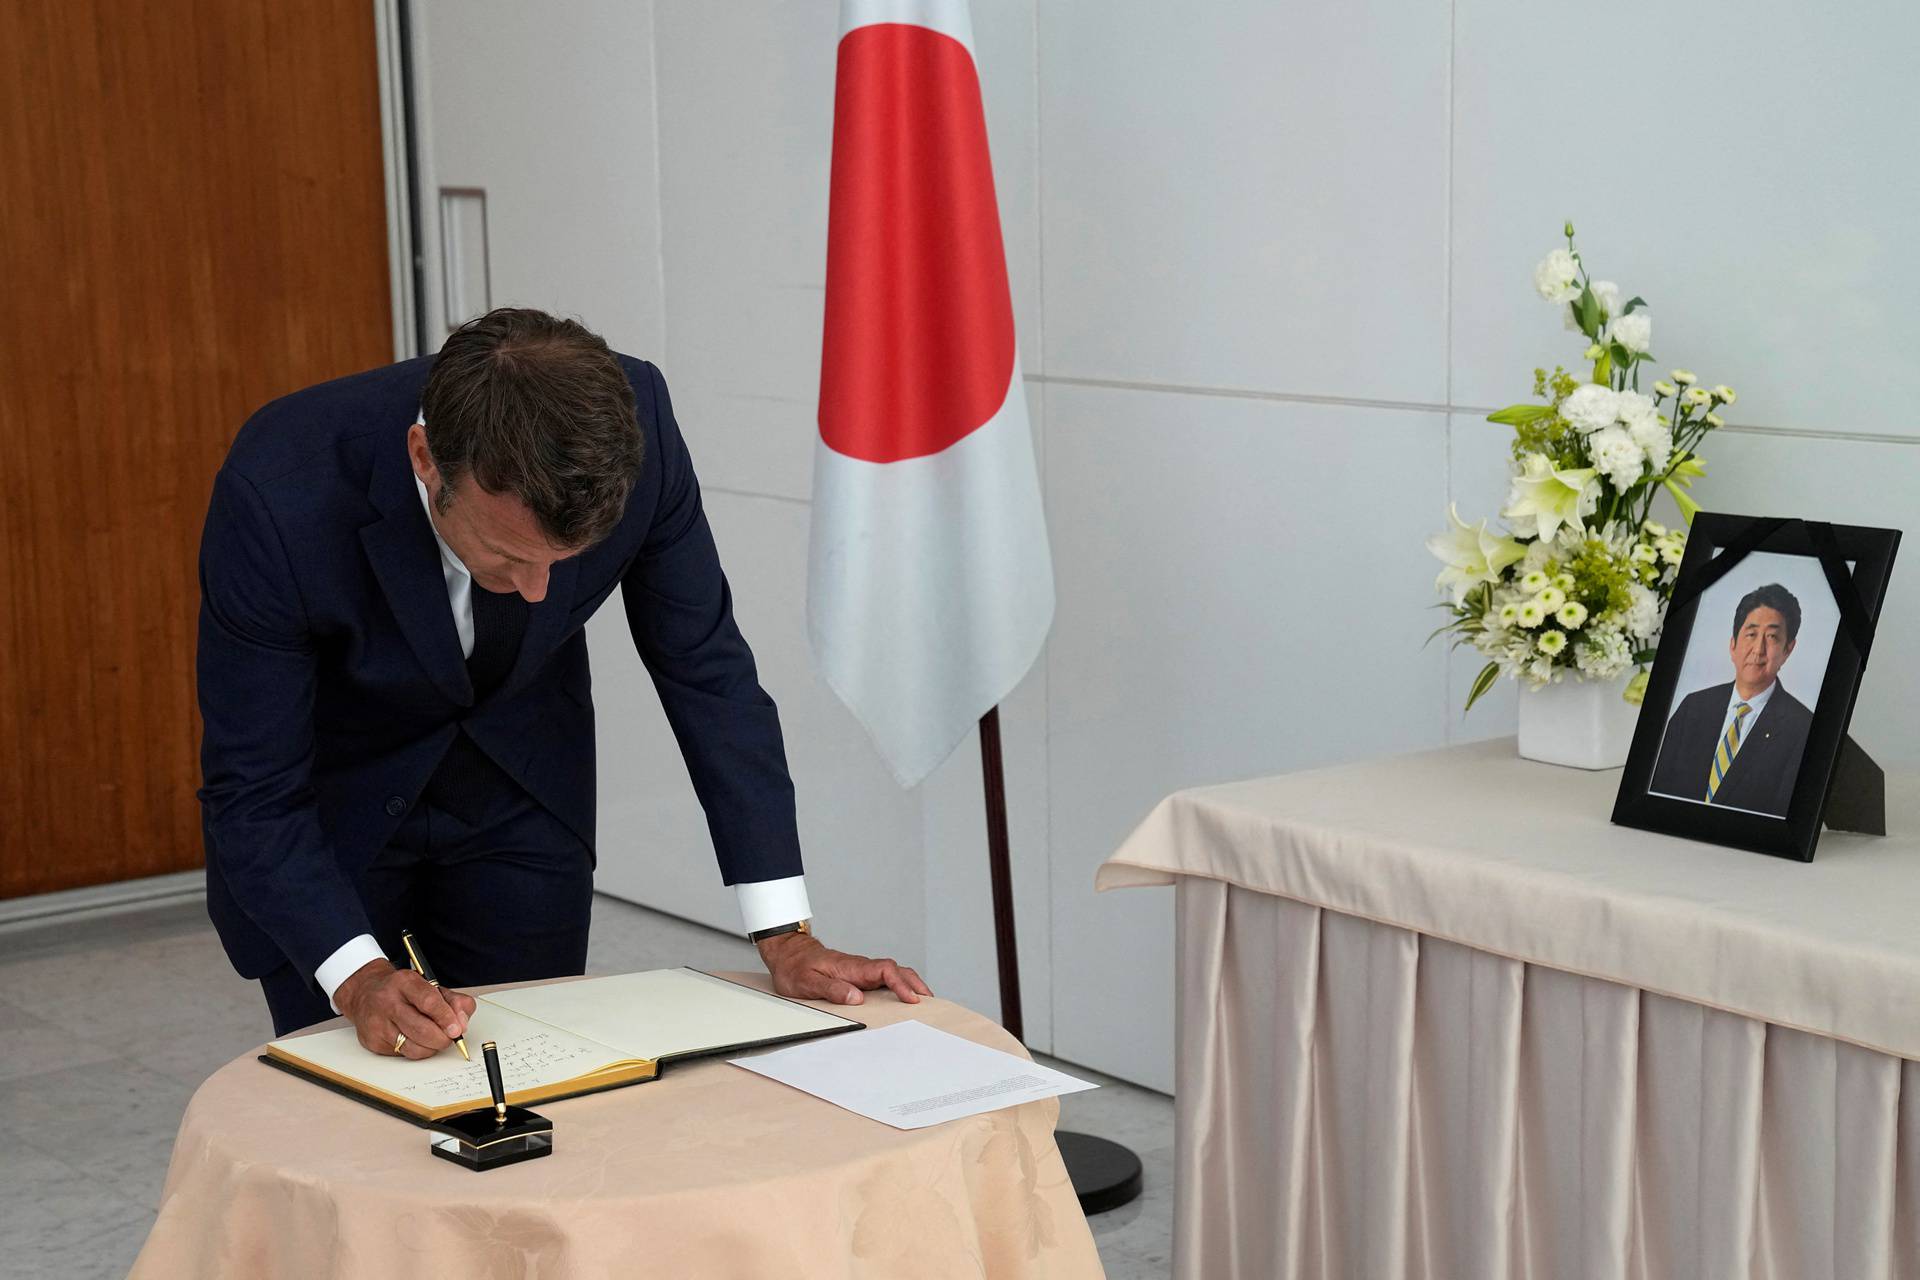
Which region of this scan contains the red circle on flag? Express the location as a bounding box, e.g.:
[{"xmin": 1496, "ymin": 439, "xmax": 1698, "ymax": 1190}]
[{"xmin": 818, "ymin": 23, "xmax": 1017, "ymax": 464}]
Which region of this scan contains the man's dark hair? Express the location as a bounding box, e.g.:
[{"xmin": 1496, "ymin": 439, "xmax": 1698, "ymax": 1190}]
[
  {"xmin": 420, "ymin": 308, "xmax": 642, "ymax": 548},
  {"xmin": 1731, "ymin": 582, "xmax": 1801, "ymax": 643}
]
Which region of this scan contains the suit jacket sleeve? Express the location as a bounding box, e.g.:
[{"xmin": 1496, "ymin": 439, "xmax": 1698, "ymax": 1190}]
[
  {"xmin": 197, "ymin": 466, "xmax": 374, "ymax": 982},
  {"xmin": 620, "ymin": 362, "xmax": 804, "ymax": 885}
]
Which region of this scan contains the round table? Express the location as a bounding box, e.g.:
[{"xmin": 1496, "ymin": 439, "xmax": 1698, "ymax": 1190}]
[{"xmin": 129, "ymin": 972, "xmax": 1103, "ymax": 1278}]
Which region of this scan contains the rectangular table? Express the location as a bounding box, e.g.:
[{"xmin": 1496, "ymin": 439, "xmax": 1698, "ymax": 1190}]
[{"xmin": 1100, "ymin": 737, "xmax": 1920, "ymax": 1279}]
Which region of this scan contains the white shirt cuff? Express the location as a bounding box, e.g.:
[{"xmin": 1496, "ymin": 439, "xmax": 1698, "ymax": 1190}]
[
  {"xmin": 316, "ymin": 934, "xmax": 388, "ymax": 1014},
  {"xmin": 736, "ymin": 876, "xmax": 812, "ymax": 936}
]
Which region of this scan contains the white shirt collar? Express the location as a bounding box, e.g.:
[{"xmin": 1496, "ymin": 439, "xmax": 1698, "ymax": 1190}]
[
  {"xmin": 1728, "ymin": 679, "xmax": 1776, "ymax": 718},
  {"xmin": 411, "ymin": 412, "xmax": 471, "ymax": 582},
  {"xmin": 413, "ymin": 469, "xmax": 473, "ymax": 582}
]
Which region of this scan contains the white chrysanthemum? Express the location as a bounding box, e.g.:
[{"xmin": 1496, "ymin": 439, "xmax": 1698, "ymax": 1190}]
[
  {"xmin": 1644, "ymin": 520, "xmax": 1667, "ymax": 537},
  {"xmin": 1713, "ymin": 385, "xmax": 1737, "ymax": 404},
  {"xmin": 1626, "ymin": 413, "xmax": 1672, "ymax": 473},
  {"xmin": 1561, "ymin": 384, "xmax": 1621, "ymax": 434},
  {"xmin": 1520, "ymin": 570, "xmax": 1550, "ymax": 593},
  {"xmin": 1704, "ymin": 412, "xmax": 1725, "ymax": 428},
  {"xmin": 1556, "ymin": 600, "xmax": 1590, "ymax": 628},
  {"xmin": 1588, "ymin": 426, "xmax": 1646, "ymax": 490},
  {"xmin": 1616, "ymin": 390, "xmax": 1656, "ymax": 424},
  {"xmin": 1553, "ymin": 572, "xmax": 1576, "ymax": 592},
  {"xmin": 1575, "ymin": 625, "xmax": 1631, "ymax": 678},
  {"xmin": 1684, "ymin": 387, "xmax": 1713, "ymax": 407},
  {"xmin": 1659, "ymin": 536, "xmax": 1685, "ymax": 566},
  {"xmin": 1671, "ymin": 369, "xmax": 1698, "ymax": 385},
  {"xmin": 1608, "ymin": 311, "xmax": 1652, "ymax": 354},
  {"xmin": 1652, "ymin": 380, "xmax": 1677, "ymax": 398},
  {"xmin": 1631, "ymin": 542, "xmax": 1659, "ymax": 565},
  {"xmin": 1498, "ymin": 602, "xmax": 1521, "ymax": 626},
  {"xmin": 1624, "ymin": 581, "xmax": 1659, "ymax": 638},
  {"xmin": 1517, "ymin": 599, "xmax": 1546, "ymax": 627},
  {"xmin": 1534, "ymin": 249, "xmax": 1581, "ymax": 303},
  {"xmin": 1536, "ymin": 585, "xmax": 1567, "ymax": 613},
  {"xmin": 1537, "ymin": 629, "xmax": 1568, "ymax": 657}
]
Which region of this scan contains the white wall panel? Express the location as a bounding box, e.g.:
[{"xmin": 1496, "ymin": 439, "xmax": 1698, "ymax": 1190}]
[
  {"xmin": 1451, "ymin": 0, "xmax": 1920, "ymax": 438},
  {"xmin": 1038, "ymin": 0, "xmax": 1450, "ymax": 402},
  {"xmin": 1044, "ymin": 384, "xmax": 1452, "ymax": 1089},
  {"xmin": 412, "ymin": 0, "xmax": 664, "ymax": 356}
]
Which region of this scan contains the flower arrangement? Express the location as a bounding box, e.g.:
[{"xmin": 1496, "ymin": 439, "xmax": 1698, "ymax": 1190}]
[{"xmin": 1428, "ymin": 222, "xmax": 1737, "ymax": 711}]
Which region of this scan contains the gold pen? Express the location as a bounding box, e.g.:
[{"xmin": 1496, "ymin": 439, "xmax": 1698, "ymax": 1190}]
[{"xmin": 400, "ymin": 928, "xmax": 471, "ymax": 1061}]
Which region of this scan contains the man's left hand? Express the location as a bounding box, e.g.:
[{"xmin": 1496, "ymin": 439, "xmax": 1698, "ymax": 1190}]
[{"xmin": 757, "ymin": 932, "xmax": 932, "ymax": 1006}]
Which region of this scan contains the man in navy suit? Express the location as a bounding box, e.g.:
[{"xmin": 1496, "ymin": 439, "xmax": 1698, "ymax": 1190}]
[
  {"xmin": 198, "ymin": 308, "xmax": 928, "ymax": 1053},
  {"xmin": 1648, "ymin": 583, "xmax": 1813, "ymax": 818}
]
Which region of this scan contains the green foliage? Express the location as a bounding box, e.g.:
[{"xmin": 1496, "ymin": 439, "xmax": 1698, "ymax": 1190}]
[
  {"xmin": 1487, "ymin": 403, "xmax": 1555, "ymax": 426},
  {"xmin": 1567, "ymin": 537, "xmax": 1634, "ymax": 618},
  {"xmin": 1464, "ymin": 662, "xmax": 1502, "ymax": 712}
]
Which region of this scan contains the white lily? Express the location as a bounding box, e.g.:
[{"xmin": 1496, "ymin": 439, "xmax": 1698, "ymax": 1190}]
[
  {"xmin": 1427, "ymin": 504, "xmax": 1527, "ymax": 606},
  {"xmin": 1503, "ymin": 453, "xmax": 1600, "ymax": 544}
]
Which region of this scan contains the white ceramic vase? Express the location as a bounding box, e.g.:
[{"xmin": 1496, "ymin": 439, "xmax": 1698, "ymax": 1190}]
[{"xmin": 1516, "ymin": 672, "xmax": 1643, "ymax": 770}]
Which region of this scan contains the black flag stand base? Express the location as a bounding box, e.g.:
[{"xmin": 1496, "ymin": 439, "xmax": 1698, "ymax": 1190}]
[{"xmin": 979, "ymin": 708, "xmax": 1144, "ymax": 1216}]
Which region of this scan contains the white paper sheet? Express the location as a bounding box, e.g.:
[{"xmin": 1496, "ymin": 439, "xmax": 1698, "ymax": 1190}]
[{"xmin": 728, "ymin": 1020, "xmax": 1097, "ymax": 1130}]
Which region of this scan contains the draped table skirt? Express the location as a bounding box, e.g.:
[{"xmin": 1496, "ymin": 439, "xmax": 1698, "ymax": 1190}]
[
  {"xmin": 1175, "ymin": 878, "xmax": 1920, "ymax": 1280},
  {"xmin": 128, "ymin": 973, "xmax": 1103, "ymax": 1279}
]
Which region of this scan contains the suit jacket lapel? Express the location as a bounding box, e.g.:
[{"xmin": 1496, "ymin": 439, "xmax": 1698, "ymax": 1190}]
[{"xmin": 360, "ymin": 429, "xmax": 474, "ymax": 708}]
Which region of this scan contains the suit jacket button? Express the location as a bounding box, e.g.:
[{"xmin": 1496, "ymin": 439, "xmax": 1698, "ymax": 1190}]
[{"xmin": 385, "ymin": 796, "xmax": 407, "ymax": 816}]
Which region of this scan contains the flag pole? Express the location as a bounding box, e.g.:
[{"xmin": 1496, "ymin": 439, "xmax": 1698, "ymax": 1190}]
[
  {"xmin": 978, "ymin": 706, "xmax": 1023, "ymax": 1043},
  {"xmin": 978, "ymin": 706, "xmax": 1141, "ymax": 1214}
]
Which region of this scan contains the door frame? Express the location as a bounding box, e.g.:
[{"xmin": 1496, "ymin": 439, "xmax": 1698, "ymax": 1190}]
[{"xmin": 375, "ymin": 0, "xmax": 427, "ymax": 359}]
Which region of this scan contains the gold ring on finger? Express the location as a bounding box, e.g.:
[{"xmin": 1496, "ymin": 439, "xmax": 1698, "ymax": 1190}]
[{"xmin": 394, "ymin": 1033, "xmax": 408, "ymax": 1053}]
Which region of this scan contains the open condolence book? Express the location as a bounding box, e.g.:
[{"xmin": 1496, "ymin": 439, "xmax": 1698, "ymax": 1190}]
[{"xmin": 261, "ymin": 968, "xmax": 863, "ymax": 1124}]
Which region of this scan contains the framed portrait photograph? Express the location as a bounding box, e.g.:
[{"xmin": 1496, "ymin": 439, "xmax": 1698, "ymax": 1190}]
[{"xmin": 1612, "ymin": 514, "xmax": 1900, "ymax": 861}]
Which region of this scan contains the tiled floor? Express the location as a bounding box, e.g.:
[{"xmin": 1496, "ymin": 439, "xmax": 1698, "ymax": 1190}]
[{"xmin": 0, "ymin": 893, "xmax": 1172, "ymax": 1278}]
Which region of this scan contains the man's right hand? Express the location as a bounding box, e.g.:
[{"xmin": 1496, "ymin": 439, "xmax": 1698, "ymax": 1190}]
[{"xmin": 332, "ymin": 959, "xmax": 474, "ymax": 1059}]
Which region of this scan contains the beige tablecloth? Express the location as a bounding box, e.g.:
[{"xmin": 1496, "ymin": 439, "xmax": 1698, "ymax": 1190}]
[
  {"xmin": 1100, "ymin": 738, "xmax": 1920, "ymax": 1280},
  {"xmin": 130, "ymin": 973, "xmax": 1102, "ymax": 1279}
]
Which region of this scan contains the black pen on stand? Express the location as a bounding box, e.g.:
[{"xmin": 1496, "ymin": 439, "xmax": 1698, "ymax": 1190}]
[
  {"xmin": 483, "ymin": 1041, "xmax": 508, "ymax": 1125},
  {"xmin": 400, "ymin": 928, "xmax": 471, "ymax": 1061}
]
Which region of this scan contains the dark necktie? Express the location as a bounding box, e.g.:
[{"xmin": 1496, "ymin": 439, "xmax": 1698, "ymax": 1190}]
[
  {"xmin": 423, "ymin": 584, "xmax": 529, "ymax": 822},
  {"xmin": 466, "ymin": 584, "xmax": 529, "ymax": 699}
]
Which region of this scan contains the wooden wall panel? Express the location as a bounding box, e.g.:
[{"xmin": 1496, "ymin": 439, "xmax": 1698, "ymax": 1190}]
[{"xmin": 0, "ymin": 0, "xmax": 395, "ymax": 897}]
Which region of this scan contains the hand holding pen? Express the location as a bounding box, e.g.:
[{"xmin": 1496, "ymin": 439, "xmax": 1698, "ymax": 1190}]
[
  {"xmin": 402, "ymin": 929, "xmax": 472, "ymax": 1061},
  {"xmin": 333, "ymin": 945, "xmax": 475, "ymax": 1061}
]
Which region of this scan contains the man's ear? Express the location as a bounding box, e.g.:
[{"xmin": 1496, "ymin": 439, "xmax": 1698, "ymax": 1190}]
[{"xmin": 406, "ymin": 421, "xmax": 438, "ymax": 486}]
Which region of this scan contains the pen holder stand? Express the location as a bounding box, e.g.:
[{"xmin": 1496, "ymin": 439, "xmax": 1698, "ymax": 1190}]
[{"xmin": 428, "ymin": 1105, "xmax": 553, "ymax": 1171}]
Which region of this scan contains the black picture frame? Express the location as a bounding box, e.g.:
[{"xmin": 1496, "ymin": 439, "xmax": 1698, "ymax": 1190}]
[{"xmin": 1611, "ymin": 513, "xmax": 1900, "ymax": 861}]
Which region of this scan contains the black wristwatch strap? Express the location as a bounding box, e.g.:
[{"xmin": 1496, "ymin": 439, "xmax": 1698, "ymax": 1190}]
[{"xmin": 748, "ymin": 919, "xmax": 811, "ymax": 944}]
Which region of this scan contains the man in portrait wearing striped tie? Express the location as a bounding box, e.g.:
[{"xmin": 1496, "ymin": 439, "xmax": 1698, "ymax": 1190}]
[{"xmin": 1649, "ymin": 584, "xmax": 1814, "ymax": 817}]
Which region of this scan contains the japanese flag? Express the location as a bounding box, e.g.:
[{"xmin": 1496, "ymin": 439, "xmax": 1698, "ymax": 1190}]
[{"xmin": 808, "ymin": 0, "xmax": 1054, "ymax": 788}]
